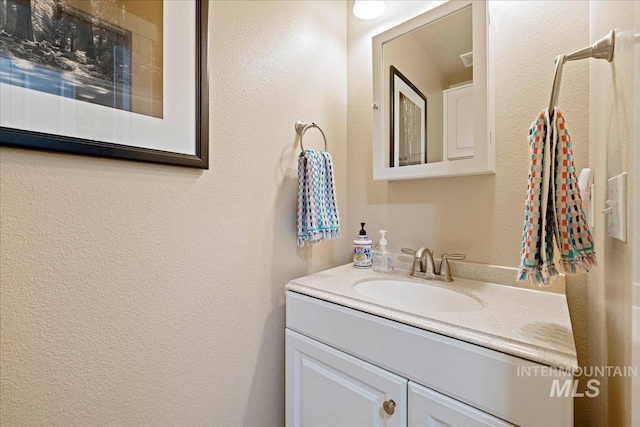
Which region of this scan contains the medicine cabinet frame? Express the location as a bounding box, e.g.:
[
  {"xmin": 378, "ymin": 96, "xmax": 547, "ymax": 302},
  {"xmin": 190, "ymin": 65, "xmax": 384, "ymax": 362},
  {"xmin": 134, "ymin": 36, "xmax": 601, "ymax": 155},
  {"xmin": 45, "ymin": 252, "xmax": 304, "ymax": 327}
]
[{"xmin": 372, "ymin": 0, "xmax": 495, "ymax": 180}]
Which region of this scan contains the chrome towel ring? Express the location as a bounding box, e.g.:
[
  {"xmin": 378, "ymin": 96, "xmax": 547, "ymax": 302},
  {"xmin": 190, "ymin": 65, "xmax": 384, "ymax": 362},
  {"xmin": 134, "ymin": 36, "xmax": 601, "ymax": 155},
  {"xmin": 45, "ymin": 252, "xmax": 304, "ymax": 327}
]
[{"xmin": 295, "ymin": 120, "xmax": 328, "ymax": 152}]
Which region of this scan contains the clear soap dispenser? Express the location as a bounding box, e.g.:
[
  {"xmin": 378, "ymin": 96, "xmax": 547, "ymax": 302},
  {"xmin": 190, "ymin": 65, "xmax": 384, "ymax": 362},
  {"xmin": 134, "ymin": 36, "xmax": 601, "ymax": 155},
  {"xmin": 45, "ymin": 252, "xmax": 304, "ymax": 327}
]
[{"xmin": 372, "ymin": 230, "xmax": 394, "ymax": 272}]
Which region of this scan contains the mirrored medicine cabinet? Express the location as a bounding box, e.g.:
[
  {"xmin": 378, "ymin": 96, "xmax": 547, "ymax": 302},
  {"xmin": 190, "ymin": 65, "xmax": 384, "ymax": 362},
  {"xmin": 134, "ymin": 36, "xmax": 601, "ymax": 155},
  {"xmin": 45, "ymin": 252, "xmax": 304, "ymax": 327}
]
[{"xmin": 372, "ymin": 1, "xmax": 495, "ymax": 180}]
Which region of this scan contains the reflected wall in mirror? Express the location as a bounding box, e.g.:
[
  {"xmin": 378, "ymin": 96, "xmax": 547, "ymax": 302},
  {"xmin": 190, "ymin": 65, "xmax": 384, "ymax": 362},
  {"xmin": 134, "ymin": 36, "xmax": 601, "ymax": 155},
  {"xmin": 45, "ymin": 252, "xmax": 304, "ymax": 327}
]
[
  {"xmin": 386, "ymin": 6, "xmax": 472, "ymax": 166},
  {"xmin": 373, "ymin": 1, "xmax": 495, "ymax": 180}
]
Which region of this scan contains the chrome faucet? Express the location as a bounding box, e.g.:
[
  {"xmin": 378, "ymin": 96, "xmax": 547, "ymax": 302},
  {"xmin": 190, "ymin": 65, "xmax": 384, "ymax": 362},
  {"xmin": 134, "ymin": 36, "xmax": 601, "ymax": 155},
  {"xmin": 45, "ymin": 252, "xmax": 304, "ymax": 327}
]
[{"xmin": 402, "ymin": 247, "xmax": 466, "ymax": 282}]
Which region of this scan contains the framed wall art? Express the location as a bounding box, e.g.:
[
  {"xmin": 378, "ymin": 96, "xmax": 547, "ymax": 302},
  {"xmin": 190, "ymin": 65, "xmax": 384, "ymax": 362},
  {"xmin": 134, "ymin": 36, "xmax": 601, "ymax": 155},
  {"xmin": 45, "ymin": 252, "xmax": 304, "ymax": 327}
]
[{"xmin": 0, "ymin": 0, "xmax": 208, "ymax": 168}]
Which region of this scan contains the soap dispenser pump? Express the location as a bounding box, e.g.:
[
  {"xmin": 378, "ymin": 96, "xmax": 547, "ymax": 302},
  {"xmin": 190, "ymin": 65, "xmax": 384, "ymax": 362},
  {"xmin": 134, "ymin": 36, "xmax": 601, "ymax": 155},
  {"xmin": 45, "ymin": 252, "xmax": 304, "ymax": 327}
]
[
  {"xmin": 353, "ymin": 223, "xmax": 373, "ymax": 269},
  {"xmin": 372, "ymin": 230, "xmax": 394, "ymax": 272}
]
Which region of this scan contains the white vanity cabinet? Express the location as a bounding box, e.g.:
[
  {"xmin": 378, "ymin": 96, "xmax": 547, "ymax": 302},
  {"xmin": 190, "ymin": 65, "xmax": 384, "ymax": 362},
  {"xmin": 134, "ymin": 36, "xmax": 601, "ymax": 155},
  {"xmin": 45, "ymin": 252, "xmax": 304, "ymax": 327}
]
[
  {"xmin": 286, "ymin": 329, "xmax": 510, "ymax": 427},
  {"xmin": 286, "ymin": 330, "xmax": 407, "ymax": 427},
  {"xmin": 285, "ymin": 291, "xmax": 574, "ymax": 427}
]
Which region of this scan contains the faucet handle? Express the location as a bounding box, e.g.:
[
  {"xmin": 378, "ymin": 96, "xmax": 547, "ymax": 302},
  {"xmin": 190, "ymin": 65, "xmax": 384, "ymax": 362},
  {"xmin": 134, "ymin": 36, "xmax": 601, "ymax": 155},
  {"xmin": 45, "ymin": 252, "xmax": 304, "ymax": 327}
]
[
  {"xmin": 439, "ymin": 254, "xmax": 465, "ymax": 282},
  {"xmin": 401, "ymin": 248, "xmax": 416, "ymax": 255},
  {"xmin": 441, "ymin": 253, "xmax": 466, "ymax": 261}
]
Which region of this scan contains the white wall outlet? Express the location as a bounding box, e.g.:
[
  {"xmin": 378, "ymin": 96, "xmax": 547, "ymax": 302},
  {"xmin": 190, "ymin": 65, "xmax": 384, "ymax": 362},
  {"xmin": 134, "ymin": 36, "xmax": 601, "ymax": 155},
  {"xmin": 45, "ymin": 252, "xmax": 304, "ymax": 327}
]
[
  {"xmin": 578, "ymin": 168, "xmax": 592, "ymax": 200},
  {"xmin": 604, "ymin": 172, "xmax": 627, "ymax": 242},
  {"xmin": 578, "ymin": 168, "xmax": 593, "ymax": 226}
]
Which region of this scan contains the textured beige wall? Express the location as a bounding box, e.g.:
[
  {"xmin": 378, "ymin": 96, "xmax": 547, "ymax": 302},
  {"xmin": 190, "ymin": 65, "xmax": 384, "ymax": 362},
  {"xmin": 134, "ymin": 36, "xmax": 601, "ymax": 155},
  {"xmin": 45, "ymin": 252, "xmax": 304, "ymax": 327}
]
[
  {"xmin": 0, "ymin": 1, "xmax": 347, "ymax": 425},
  {"xmin": 634, "ymin": 4, "xmax": 640, "ymax": 425},
  {"xmin": 588, "ymin": 2, "xmax": 638, "ymax": 425}
]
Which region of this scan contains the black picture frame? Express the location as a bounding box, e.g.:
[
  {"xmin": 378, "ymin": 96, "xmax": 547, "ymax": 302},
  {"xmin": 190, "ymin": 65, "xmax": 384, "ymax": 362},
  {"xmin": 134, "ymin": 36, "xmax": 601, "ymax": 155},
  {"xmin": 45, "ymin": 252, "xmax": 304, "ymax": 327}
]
[
  {"xmin": 0, "ymin": 0, "xmax": 209, "ymax": 169},
  {"xmin": 390, "ymin": 65, "xmax": 427, "ymax": 167}
]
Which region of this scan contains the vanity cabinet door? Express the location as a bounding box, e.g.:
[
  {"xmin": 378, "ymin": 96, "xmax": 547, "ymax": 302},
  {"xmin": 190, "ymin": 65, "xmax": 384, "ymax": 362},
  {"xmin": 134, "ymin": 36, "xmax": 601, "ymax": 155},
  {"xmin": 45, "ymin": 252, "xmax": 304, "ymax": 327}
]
[
  {"xmin": 286, "ymin": 329, "xmax": 407, "ymax": 427},
  {"xmin": 408, "ymin": 381, "xmax": 514, "ymax": 427}
]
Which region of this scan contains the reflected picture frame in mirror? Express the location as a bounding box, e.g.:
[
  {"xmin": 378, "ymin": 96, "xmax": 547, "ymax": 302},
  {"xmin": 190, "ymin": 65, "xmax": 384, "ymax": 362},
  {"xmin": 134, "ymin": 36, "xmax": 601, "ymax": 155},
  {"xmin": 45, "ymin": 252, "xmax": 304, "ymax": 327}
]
[
  {"xmin": 391, "ymin": 66, "xmax": 427, "ymax": 167},
  {"xmin": 372, "ymin": 0, "xmax": 495, "ymax": 180}
]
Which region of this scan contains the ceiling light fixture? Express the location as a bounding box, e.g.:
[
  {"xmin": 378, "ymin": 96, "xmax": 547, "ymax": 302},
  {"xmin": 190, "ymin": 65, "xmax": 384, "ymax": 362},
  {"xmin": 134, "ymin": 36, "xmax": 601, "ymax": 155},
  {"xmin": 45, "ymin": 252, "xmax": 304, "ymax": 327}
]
[{"xmin": 353, "ymin": 1, "xmax": 386, "ymax": 20}]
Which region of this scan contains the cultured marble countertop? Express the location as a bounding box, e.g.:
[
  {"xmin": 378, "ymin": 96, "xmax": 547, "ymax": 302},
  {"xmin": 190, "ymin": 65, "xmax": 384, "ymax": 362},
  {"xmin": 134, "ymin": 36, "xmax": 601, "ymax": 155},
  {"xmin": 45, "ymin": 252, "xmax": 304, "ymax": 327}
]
[{"xmin": 285, "ymin": 264, "xmax": 578, "ymax": 372}]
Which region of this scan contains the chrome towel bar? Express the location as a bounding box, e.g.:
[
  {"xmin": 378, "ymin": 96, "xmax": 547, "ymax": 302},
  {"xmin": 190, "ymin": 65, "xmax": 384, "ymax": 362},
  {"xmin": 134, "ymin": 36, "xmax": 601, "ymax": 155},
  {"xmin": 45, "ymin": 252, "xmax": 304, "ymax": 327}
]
[{"xmin": 549, "ymin": 30, "xmax": 615, "ymax": 112}]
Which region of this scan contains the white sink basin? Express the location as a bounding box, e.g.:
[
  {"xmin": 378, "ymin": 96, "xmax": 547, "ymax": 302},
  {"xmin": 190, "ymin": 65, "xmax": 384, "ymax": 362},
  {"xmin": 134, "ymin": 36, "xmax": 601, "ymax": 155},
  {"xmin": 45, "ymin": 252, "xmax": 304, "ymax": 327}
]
[{"xmin": 354, "ymin": 280, "xmax": 483, "ymax": 312}]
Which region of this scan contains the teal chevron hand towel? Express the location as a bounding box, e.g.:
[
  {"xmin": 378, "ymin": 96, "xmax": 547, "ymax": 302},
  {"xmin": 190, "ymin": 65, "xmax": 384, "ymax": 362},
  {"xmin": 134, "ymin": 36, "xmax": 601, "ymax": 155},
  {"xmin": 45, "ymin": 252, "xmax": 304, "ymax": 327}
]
[{"xmin": 296, "ymin": 150, "xmax": 341, "ymax": 247}]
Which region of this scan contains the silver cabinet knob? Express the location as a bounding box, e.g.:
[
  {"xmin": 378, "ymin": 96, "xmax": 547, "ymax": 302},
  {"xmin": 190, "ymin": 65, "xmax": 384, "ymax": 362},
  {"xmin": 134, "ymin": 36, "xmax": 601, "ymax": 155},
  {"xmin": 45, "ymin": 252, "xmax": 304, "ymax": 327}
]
[{"xmin": 383, "ymin": 399, "xmax": 396, "ymax": 416}]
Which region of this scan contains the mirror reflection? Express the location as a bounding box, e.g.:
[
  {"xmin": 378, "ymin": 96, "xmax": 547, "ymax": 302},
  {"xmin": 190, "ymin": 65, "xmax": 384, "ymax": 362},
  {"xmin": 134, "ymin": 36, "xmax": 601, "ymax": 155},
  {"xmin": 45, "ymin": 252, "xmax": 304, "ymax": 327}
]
[{"xmin": 383, "ymin": 5, "xmax": 473, "ymax": 166}]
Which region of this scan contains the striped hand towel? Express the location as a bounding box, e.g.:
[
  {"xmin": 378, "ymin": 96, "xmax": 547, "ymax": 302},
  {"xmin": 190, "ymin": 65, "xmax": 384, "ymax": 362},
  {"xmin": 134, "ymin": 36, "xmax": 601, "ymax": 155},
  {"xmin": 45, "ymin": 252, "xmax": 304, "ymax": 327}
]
[
  {"xmin": 296, "ymin": 150, "xmax": 341, "ymax": 247},
  {"xmin": 518, "ymin": 108, "xmax": 596, "ymax": 285}
]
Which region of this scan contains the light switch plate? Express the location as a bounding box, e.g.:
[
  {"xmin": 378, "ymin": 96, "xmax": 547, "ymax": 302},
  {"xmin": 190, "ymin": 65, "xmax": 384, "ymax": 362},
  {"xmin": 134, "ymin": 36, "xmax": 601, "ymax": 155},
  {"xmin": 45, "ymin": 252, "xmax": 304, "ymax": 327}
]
[{"xmin": 606, "ymin": 172, "xmax": 627, "ymax": 242}]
